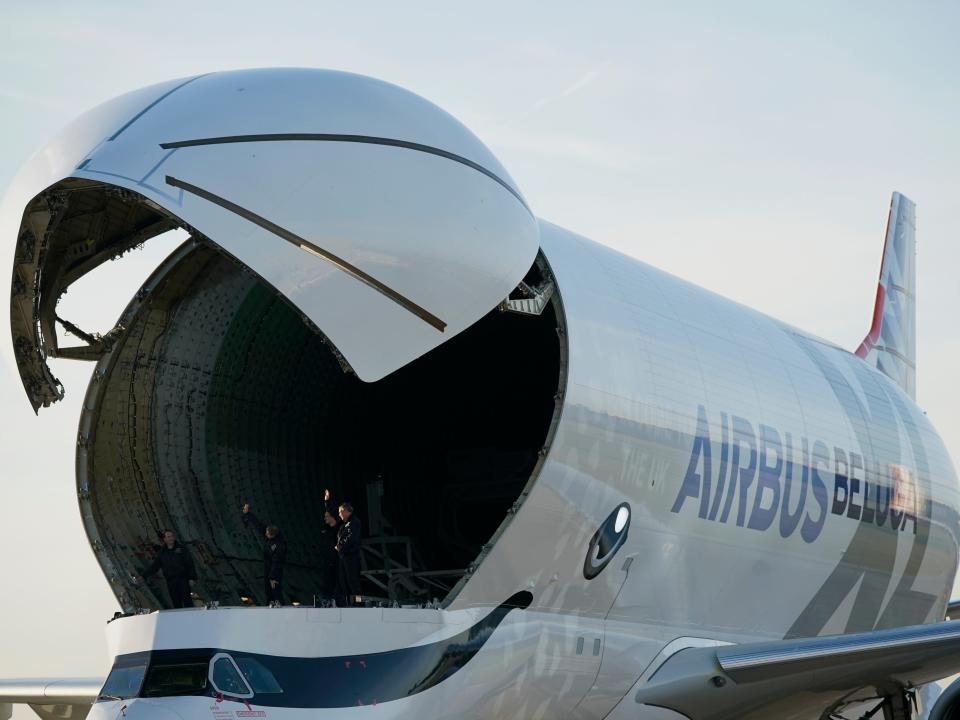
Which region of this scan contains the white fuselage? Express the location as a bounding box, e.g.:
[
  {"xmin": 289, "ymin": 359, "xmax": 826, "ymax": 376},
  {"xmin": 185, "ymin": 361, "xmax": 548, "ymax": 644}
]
[
  {"xmin": 3, "ymin": 68, "xmax": 956, "ymax": 720},
  {"xmin": 87, "ymin": 219, "xmax": 959, "ymax": 720}
]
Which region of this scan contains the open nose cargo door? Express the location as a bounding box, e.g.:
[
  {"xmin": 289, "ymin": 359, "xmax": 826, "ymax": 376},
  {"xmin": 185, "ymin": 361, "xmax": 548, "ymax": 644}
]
[{"xmin": 5, "ymin": 68, "xmax": 539, "ymax": 406}]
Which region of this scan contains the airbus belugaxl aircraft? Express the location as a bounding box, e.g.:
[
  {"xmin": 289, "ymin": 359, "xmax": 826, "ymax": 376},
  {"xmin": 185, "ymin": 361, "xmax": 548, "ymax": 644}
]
[{"xmin": 0, "ymin": 68, "xmax": 958, "ymax": 720}]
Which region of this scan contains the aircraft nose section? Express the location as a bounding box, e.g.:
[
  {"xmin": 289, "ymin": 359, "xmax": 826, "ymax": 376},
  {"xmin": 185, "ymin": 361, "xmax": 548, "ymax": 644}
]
[
  {"xmin": 3, "ymin": 68, "xmax": 540, "ymax": 403},
  {"xmin": 146, "ymin": 127, "xmax": 538, "ymax": 381},
  {"xmin": 87, "ymin": 700, "xmax": 184, "ymax": 720}
]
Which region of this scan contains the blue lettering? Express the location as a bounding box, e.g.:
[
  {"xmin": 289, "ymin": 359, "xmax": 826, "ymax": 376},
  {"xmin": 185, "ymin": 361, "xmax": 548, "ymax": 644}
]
[
  {"xmin": 832, "ymin": 448, "xmax": 849, "ymax": 516},
  {"xmin": 733, "ymin": 416, "xmax": 758, "ymax": 527},
  {"xmin": 671, "ymin": 405, "xmax": 713, "ymax": 518},
  {"xmin": 780, "ymin": 433, "xmax": 807, "ymax": 538},
  {"xmin": 860, "ymin": 458, "xmax": 875, "ymax": 525},
  {"xmin": 889, "ymin": 465, "xmax": 904, "ymax": 531},
  {"xmin": 748, "ymin": 424, "xmax": 782, "ymax": 531},
  {"xmin": 801, "ymin": 440, "xmax": 829, "ymax": 543},
  {"xmin": 707, "ymin": 412, "xmax": 730, "ymax": 521},
  {"xmin": 875, "ymin": 480, "xmax": 890, "ymax": 527},
  {"xmin": 847, "ymin": 452, "xmax": 863, "ymax": 520},
  {"xmin": 903, "ymin": 511, "xmax": 917, "ymax": 534},
  {"xmin": 718, "ymin": 416, "xmax": 756, "ymax": 525},
  {"xmin": 670, "ymin": 407, "xmax": 918, "ymax": 544}
]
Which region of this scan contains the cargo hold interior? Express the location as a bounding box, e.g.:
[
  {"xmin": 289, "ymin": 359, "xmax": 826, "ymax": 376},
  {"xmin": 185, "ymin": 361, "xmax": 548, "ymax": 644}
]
[{"xmin": 12, "ymin": 181, "xmax": 567, "ymax": 610}]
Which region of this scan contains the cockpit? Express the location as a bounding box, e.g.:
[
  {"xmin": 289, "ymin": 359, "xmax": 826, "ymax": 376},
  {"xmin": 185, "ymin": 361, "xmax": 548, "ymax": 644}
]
[{"xmin": 98, "ymin": 650, "xmax": 281, "ymax": 704}]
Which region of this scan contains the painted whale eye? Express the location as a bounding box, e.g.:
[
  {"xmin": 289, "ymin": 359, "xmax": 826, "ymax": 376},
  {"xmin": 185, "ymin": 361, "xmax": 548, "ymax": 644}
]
[
  {"xmin": 583, "ymin": 502, "xmax": 631, "ymax": 580},
  {"xmin": 614, "ymin": 506, "xmax": 630, "ymax": 533}
]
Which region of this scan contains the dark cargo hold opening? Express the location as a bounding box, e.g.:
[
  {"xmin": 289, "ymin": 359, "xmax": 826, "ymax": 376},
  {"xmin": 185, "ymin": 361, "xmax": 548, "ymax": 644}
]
[{"xmin": 75, "ymin": 239, "xmax": 565, "ymax": 610}]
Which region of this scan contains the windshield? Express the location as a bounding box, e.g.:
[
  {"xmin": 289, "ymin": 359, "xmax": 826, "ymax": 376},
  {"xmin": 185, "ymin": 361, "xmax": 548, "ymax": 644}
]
[
  {"xmin": 141, "ymin": 662, "xmax": 209, "ymax": 697},
  {"xmin": 210, "ymin": 656, "xmax": 252, "ymax": 698},
  {"xmin": 99, "ymin": 663, "xmax": 147, "ymax": 701},
  {"xmin": 235, "ymin": 657, "xmax": 283, "ymax": 694}
]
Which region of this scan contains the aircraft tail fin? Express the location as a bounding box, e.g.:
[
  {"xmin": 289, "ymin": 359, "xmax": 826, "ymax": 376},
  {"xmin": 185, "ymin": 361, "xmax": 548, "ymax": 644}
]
[{"xmin": 855, "ymin": 192, "xmax": 917, "ymax": 399}]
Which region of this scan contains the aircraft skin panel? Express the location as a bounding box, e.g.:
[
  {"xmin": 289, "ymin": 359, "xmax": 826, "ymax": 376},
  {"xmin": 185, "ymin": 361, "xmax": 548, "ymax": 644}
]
[
  {"xmin": 448, "ymin": 219, "xmax": 960, "ymax": 713},
  {"xmin": 86, "ymin": 605, "xmax": 610, "ymax": 719},
  {"xmin": 2, "ymin": 68, "xmax": 539, "ymax": 391},
  {"xmin": 4, "ymin": 69, "xmax": 960, "ymax": 719},
  {"xmin": 0, "ymin": 74, "xmax": 194, "ymax": 376}
]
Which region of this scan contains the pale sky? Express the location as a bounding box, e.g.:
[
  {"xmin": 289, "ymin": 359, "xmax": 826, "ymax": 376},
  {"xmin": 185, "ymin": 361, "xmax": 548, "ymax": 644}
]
[{"xmin": 0, "ymin": 2, "xmax": 958, "ymax": 710}]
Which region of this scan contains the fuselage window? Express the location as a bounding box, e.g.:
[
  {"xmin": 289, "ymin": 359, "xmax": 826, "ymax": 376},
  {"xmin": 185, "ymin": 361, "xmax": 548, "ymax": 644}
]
[
  {"xmin": 141, "ymin": 662, "xmax": 209, "ymax": 697},
  {"xmin": 209, "ymin": 654, "xmax": 254, "ymax": 699}
]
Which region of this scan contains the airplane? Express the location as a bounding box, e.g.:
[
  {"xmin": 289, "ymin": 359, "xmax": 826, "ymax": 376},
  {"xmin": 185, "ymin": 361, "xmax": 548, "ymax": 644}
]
[{"xmin": 0, "ymin": 67, "xmax": 958, "ymax": 720}]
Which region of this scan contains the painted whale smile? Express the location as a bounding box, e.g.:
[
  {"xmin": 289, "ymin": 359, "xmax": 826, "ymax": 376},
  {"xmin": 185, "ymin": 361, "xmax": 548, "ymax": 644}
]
[{"xmin": 105, "ymin": 592, "xmax": 533, "ymax": 709}]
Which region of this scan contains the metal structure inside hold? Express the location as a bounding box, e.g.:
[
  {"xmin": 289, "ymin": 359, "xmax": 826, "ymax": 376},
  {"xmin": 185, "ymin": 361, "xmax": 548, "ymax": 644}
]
[
  {"xmin": 10, "ymin": 180, "xmax": 177, "ymax": 411},
  {"xmin": 501, "ymin": 256, "xmax": 555, "ymax": 316}
]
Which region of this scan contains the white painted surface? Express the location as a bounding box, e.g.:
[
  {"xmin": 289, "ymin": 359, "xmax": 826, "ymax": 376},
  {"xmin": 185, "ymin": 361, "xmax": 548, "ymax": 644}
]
[{"xmin": 2, "ymin": 69, "xmax": 540, "ymax": 382}]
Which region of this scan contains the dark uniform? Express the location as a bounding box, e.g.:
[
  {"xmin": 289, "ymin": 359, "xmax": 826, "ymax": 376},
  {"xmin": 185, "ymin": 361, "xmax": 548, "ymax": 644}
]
[
  {"xmin": 243, "ymin": 511, "xmax": 287, "ymax": 605},
  {"xmin": 142, "ymin": 542, "xmax": 197, "ymax": 609},
  {"xmin": 336, "ymin": 515, "xmax": 363, "ymax": 605},
  {"xmin": 318, "ymin": 519, "xmax": 340, "ymax": 601}
]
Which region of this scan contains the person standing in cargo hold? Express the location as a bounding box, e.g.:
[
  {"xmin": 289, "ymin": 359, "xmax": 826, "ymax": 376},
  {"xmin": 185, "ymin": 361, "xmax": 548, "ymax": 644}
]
[
  {"xmin": 319, "ymin": 511, "xmax": 340, "ymax": 602},
  {"xmin": 322, "ymin": 488, "xmax": 338, "ymax": 518},
  {"xmin": 242, "ymin": 503, "xmax": 287, "ymax": 606},
  {"xmin": 137, "ymin": 530, "xmax": 197, "ymax": 609},
  {"xmin": 336, "ymin": 502, "xmax": 363, "ymax": 606}
]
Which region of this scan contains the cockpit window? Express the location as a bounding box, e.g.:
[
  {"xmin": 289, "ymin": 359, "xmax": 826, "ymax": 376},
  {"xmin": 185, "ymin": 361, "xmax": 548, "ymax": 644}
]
[
  {"xmin": 99, "ymin": 663, "xmax": 146, "ymax": 701},
  {"xmin": 235, "ymin": 657, "xmax": 283, "ymax": 694},
  {"xmin": 141, "ymin": 662, "xmax": 209, "ymax": 697},
  {"xmin": 209, "ymin": 654, "xmax": 254, "ymax": 698}
]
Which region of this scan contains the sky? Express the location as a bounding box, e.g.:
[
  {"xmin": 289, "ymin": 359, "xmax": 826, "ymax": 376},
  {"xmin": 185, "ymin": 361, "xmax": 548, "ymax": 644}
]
[{"xmin": 0, "ymin": 1, "xmax": 958, "ymax": 712}]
